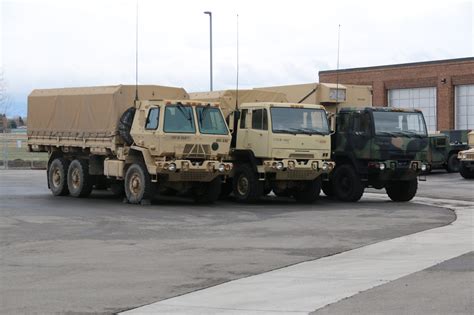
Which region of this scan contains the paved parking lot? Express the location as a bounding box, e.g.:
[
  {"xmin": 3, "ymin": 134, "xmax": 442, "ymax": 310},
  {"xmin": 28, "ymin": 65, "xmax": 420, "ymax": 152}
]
[{"xmin": 0, "ymin": 170, "xmax": 471, "ymax": 314}]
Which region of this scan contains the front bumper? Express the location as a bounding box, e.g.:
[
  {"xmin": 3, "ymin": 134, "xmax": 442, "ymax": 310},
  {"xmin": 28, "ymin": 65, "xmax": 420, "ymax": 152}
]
[
  {"xmin": 155, "ymin": 160, "xmax": 233, "ymax": 182},
  {"xmin": 367, "ymin": 160, "xmax": 428, "ymax": 181},
  {"xmin": 259, "ymin": 159, "xmax": 335, "ymax": 180}
]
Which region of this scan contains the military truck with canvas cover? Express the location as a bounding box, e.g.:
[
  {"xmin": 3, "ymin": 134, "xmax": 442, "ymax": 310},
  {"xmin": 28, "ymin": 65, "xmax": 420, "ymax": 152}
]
[
  {"xmin": 426, "ymin": 130, "xmax": 470, "ymax": 173},
  {"xmin": 27, "ymin": 85, "xmax": 232, "ymax": 204},
  {"xmin": 258, "ymin": 83, "xmax": 428, "ymax": 202},
  {"xmin": 190, "ymin": 90, "xmax": 335, "ymax": 203},
  {"xmin": 458, "ymin": 131, "xmax": 474, "ymax": 179}
]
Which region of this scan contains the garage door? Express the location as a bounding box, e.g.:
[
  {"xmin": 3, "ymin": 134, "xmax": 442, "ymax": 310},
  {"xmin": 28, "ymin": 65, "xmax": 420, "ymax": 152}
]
[
  {"xmin": 388, "ymin": 87, "xmax": 437, "ymax": 131},
  {"xmin": 455, "ymin": 85, "xmax": 474, "ymax": 129}
]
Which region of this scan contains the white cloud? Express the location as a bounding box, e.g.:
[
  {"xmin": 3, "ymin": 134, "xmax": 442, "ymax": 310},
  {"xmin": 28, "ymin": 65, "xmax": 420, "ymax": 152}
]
[{"xmin": 1, "ymin": 0, "xmax": 473, "ymax": 116}]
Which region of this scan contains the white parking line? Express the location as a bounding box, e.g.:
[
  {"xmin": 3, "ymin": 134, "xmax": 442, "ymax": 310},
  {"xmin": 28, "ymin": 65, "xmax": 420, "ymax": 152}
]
[{"xmin": 121, "ymin": 196, "xmax": 473, "ymax": 315}]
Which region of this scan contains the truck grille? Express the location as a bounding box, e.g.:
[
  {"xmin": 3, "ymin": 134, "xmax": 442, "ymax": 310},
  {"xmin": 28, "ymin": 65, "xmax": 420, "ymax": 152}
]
[
  {"xmin": 289, "ymin": 153, "xmax": 314, "ymax": 159},
  {"xmin": 183, "ymin": 144, "xmax": 211, "ymax": 159}
]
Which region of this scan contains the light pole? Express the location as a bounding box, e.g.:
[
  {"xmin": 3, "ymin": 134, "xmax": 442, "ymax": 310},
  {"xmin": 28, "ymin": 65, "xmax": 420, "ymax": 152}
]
[{"xmin": 204, "ymin": 11, "xmax": 213, "ymax": 91}]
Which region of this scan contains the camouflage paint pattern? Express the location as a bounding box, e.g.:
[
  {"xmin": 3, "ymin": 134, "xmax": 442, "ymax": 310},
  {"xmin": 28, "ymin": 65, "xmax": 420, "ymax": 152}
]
[{"xmin": 332, "ymin": 107, "xmax": 429, "ymax": 184}]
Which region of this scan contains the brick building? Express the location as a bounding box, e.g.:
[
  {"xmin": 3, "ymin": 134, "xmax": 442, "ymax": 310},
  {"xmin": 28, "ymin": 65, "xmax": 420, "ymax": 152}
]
[{"xmin": 319, "ymin": 57, "xmax": 474, "ymax": 131}]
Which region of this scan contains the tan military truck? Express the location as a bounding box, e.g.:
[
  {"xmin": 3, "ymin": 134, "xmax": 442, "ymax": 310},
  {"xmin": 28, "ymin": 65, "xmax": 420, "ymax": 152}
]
[
  {"xmin": 190, "ymin": 90, "xmax": 335, "ymax": 203},
  {"xmin": 27, "ymin": 85, "xmax": 232, "ymax": 204},
  {"xmin": 458, "ymin": 131, "xmax": 474, "ymax": 179}
]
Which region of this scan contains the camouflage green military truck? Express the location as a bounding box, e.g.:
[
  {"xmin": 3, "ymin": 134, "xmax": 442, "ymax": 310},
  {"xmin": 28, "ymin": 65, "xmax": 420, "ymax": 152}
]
[
  {"xmin": 27, "ymin": 85, "xmax": 232, "ymax": 204},
  {"xmin": 426, "ymin": 130, "xmax": 470, "ymax": 173},
  {"xmin": 458, "ymin": 131, "xmax": 474, "ymax": 179},
  {"xmin": 322, "ymin": 107, "xmax": 429, "ymax": 202},
  {"xmin": 190, "ymin": 90, "xmax": 335, "ymax": 203}
]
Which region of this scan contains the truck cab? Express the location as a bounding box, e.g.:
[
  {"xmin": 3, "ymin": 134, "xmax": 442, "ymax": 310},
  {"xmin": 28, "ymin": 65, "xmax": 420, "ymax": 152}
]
[
  {"xmin": 228, "ymin": 102, "xmax": 335, "ymax": 202},
  {"xmin": 326, "ymin": 107, "xmax": 429, "ymax": 202}
]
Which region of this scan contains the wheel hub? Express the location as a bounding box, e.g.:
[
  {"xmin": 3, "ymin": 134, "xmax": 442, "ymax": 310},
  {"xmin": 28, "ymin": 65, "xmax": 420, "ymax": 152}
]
[
  {"xmin": 237, "ymin": 175, "xmax": 249, "ymax": 196},
  {"xmin": 130, "ymin": 174, "xmax": 141, "ymax": 196},
  {"xmin": 71, "ymin": 168, "xmax": 81, "ymax": 189},
  {"xmin": 52, "ymin": 168, "xmax": 61, "ymax": 187}
]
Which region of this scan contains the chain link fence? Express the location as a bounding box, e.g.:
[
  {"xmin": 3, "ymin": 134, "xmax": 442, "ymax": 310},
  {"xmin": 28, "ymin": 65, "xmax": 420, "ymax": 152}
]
[{"xmin": 1, "ymin": 131, "xmax": 47, "ymax": 169}]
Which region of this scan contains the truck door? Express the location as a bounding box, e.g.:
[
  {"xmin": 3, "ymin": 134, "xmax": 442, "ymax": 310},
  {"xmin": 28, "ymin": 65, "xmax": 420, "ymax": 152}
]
[
  {"xmin": 247, "ymin": 108, "xmax": 269, "ymax": 158},
  {"xmin": 142, "ymin": 106, "xmax": 160, "ymax": 152}
]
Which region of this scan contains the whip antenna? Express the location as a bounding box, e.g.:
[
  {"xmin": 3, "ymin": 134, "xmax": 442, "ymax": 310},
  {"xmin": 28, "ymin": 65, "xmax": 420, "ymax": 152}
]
[
  {"xmin": 335, "ymin": 24, "xmax": 341, "ymax": 104},
  {"xmin": 135, "ymin": 0, "xmax": 139, "ymax": 102},
  {"xmin": 235, "ymin": 14, "xmax": 239, "ymax": 111}
]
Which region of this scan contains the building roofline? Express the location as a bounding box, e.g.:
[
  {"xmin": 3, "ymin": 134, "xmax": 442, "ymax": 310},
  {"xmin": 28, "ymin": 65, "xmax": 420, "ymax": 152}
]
[{"xmin": 319, "ymin": 57, "xmax": 474, "ymax": 74}]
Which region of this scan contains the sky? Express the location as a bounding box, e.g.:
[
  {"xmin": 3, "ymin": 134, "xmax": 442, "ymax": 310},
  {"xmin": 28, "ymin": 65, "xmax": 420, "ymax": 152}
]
[{"xmin": 1, "ymin": 0, "xmax": 473, "ymax": 117}]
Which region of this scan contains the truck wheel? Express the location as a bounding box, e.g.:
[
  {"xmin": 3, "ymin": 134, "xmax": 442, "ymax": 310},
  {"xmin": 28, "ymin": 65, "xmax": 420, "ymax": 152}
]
[
  {"xmin": 67, "ymin": 159, "xmax": 93, "ymax": 198},
  {"xmin": 321, "ymin": 180, "xmax": 334, "ymax": 197},
  {"xmin": 125, "ymin": 163, "xmax": 152, "ymax": 204},
  {"xmin": 459, "ymin": 163, "xmax": 474, "ymax": 179},
  {"xmin": 446, "ymin": 153, "xmax": 460, "ymax": 173},
  {"xmin": 48, "ymin": 158, "xmax": 70, "ymax": 196},
  {"xmin": 233, "ymin": 164, "xmax": 263, "ymax": 202},
  {"xmin": 385, "ymin": 179, "xmax": 418, "ymax": 202},
  {"xmin": 333, "ymin": 165, "xmax": 364, "ymax": 202},
  {"xmin": 193, "ymin": 177, "xmax": 221, "ymax": 203},
  {"xmin": 293, "ymin": 178, "xmax": 322, "ymax": 203}
]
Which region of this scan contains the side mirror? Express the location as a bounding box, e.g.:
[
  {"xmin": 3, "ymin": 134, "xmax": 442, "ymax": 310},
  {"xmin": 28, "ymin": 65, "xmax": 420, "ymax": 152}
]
[{"xmin": 328, "ymin": 112, "xmax": 336, "ymax": 133}]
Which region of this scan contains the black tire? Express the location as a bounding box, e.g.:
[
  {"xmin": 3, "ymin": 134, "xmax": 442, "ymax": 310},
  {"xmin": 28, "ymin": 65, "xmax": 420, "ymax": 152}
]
[
  {"xmin": 333, "ymin": 164, "xmax": 364, "ymax": 202},
  {"xmin": 446, "ymin": 153, "xmax": 460, "ymax": 173},
  {"xmin": 219, "ymin": 180, "xmax": 233, "ymax": 199},
  {"xmin": 293, "ymin": 178, "xmax": 322, "ymax": 203},
  {"xmin": 67, "ymin": 159, "xmax": 93, "ymax": 198},
  {"xmin": 321, "ymin": 180, "xmax": 334, "ymax": 197},
  {"xmin": 118, "ymin": 107, "xmax": 136, "ymax": 146},
  {"xmin": 459, "ymin": 163, "xmax": 474, "ymax": 179},
  {"xmin": 125, "ymin": 163, "xmax": 152, "ymax": 204},
  {"xmin": 110, "ymin": 180, "xmax": 125, "ymax": 197},
  {"xmin": 193, "ymin": 177, "xmax": 221, "ymax": 203},
  {"xmin": 48, "ymin": 158, "xmax": 70, "ymax": 196},
  {"xmin": 232, "ymin": 164, "xmax": 263, "ymax": 202},
  {"xmin": 385, "ymin": 179, "xmax": 418, "ymax": 202}
]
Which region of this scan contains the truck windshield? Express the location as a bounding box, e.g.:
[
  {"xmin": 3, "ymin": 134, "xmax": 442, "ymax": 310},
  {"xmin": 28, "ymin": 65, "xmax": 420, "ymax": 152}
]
[
  {"xmin": 163, "ymin": 105, "xmax": 196, "ymax": 133},
  {"xmin": 196, "ymin": 106, "xmax": 228, "ymax": 135},
  {"xmin": 373, "ymin": 111, "xmax": 427, "ymax": 137},
  {"xmin": 271, "ymin": 107, "xmax": 330, "ymax": 135}
]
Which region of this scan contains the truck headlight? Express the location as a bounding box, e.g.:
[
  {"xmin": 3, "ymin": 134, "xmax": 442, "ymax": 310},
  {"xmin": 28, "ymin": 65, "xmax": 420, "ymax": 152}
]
[
  {"xmin": 288, "ymin": 161, "xmax": 295, "ymax": 169},
  {"xmin": 275, "ymin": 162, "xmax": 284, "ymax": 170},
  {"xmin": 421, "ymin": 164, "xmax": 427, "ymax": 172},
  {"xmin": 322, "ymin": 162, "xmax": 329, "ymax": 171},
  {"xmin": 379, "ymin": 163, "xmax": 386, "ymax": 170},
  {"xmin": 217, "ymin": 163, "xmax": 225, "ymax": 172},
  {"xmin": 167, "ymin": 163, "xmax": 177, "ymax": 172}
]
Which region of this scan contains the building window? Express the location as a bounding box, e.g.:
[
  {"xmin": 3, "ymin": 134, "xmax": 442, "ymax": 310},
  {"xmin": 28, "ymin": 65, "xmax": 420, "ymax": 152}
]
[
  {"xmin": 388, "ymin": 87, "xmax": 437, "ymax": 131},
  {"xmin": 455, "ymin": 85, "xmax": 474, "ymax": 130}
]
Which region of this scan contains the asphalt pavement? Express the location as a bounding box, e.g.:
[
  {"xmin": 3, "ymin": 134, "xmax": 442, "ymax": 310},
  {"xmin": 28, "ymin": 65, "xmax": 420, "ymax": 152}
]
[{"xmin": 0, "ymin": 170, "xmax": 471, "ymax": 314}]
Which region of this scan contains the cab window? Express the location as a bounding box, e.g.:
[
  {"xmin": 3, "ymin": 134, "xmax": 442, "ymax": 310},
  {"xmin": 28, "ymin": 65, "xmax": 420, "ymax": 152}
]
[
  {"xmin": 240, "ymin": 109, "xmax": 248, "ymax": 129},
  {"xmin": 145, "ymin": 108, "xmax": 160, "ymax": 130},
  {"xmin": 251, "ymin": 109, "xmax": 268, "ymax": 130}
]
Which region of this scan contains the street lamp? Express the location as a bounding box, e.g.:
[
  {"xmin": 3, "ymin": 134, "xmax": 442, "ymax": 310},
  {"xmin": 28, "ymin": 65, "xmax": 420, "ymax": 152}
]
[{"xmin": 204, "ymin": 11, "xmax": 213, "ymax": 91}]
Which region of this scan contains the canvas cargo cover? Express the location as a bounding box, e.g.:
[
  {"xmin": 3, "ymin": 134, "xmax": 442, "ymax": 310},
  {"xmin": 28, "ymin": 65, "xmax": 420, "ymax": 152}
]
[
  {"xmin": 28, "ymin": 85, "xmax": 189, "ymax": 138},
  {"xmin": 256, "ymin": 82, "xmax": 372, "ymax": 113},
  {"xmin": 189, "ymin": 89, "xmax": 287, "ymax": 118}
]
